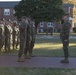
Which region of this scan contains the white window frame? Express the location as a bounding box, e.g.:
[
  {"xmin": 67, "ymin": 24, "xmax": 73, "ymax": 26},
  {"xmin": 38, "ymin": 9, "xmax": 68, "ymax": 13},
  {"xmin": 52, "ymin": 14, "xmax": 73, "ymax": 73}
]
[
  {"xmin": 47, "ymin": 22, "xmax": 54, "ymax": 27},
  {"xmin": 47, "ymin": 22, "xmax": 52, "ymax": 27},
  {"xmin": 4, "ymin": 9, "xmax": 10, "ymax": 16},
  {"xmin": 40, "ymin": 22, "xmax": 44, "ymax": 27}
]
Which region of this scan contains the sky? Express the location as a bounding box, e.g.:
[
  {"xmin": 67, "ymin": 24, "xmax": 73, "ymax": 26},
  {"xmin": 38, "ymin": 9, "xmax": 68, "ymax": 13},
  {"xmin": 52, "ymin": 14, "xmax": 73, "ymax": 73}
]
[{"xmin": 0, "ymin": 0, "xmax": 21, "ymax": 1}]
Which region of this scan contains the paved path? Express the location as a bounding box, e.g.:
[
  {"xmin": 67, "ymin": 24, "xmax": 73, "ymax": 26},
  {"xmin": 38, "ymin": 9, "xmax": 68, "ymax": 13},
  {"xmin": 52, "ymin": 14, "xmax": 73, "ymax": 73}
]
[
  {"xmin": 36, "ymin": 35, "xmax": 76, "ymax": 39},
  {"xmin": 0, "ymin": 55, "xmax": 76, "ymax": 69}
]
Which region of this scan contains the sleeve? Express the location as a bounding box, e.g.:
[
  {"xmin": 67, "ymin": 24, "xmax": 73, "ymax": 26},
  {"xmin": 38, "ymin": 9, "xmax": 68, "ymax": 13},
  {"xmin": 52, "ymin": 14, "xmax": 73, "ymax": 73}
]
[{"xmin": 62, "ymin": 22, "xmax": 70, "ymax": 35}]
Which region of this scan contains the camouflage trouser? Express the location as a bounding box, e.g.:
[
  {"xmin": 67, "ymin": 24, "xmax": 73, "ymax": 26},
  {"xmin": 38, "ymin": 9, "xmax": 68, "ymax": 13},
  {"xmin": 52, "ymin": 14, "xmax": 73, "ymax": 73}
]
[
  {"xmin": 24, "ymin": 34, "xmax": 31, "ymax": 56},
  {"xmin": 30, "ymin": 40, "xmax": 35, "ymax": 54},
  {"xmin": 62, "ymin": 39, "xmax": 69, "ymax": 58},
  {"xmin": 5, "ymin": 37, "xmax": 10, "ymax": 52},
  {"xmin": 12, "ymin": 36, "xmax": 15, "ymax": 50},
  {"xmin": 24, "ymin": 39, "xmax": 30, "ymax": 56},
  {"xmin": 0, "ymin": 37, "xmax": 4, "ymax": 52},
  {"xmin": 0, "ymin": 29, "xmax": 4, "ymax": 52},
  {"xmin": 18, "ymin": 38, "xmax": 26, "ymax": 58},
  {"xmin": 15, "ymin": 35, "xmax": 20, "ymax": 49},
  {"xmin": 18, "ymin": 38, "xmax": 31, "ymax": 58}
]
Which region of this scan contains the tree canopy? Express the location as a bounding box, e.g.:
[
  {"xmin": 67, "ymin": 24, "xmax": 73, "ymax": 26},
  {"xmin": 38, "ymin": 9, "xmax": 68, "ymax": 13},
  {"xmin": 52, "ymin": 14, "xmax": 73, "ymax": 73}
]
[{"xmin": 14, "ymin": 0, "xmax": 65, "ymax": 26}]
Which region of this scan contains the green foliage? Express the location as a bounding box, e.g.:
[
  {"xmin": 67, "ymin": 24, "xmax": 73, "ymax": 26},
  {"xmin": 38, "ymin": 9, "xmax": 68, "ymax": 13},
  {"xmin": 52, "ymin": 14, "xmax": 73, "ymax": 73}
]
[{"xmin": 14, "ymin": 0, "xmax": 65, "ymax": 26}]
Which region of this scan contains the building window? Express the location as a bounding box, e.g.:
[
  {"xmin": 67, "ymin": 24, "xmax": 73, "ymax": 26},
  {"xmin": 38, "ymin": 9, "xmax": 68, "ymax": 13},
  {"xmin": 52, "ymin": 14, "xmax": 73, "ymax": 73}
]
[
  {"xmin": 40, "ymin": 22, "xmax": 44, "ymax": 27},
  {"xmin": 47, "ymin": 22, "xmax": 52, "ymax": 27},
  {"xmin": 47, "ymin": 22, "xmax": 54, "ymax": 27},
  {"xmin": 4, "ymin": 9, "xmax": 10, "ymax": 15}
]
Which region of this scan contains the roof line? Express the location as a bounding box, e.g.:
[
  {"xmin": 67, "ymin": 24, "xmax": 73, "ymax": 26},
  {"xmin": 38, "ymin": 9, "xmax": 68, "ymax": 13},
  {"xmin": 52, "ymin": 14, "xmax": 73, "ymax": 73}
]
[{"xmin": 0, "ymin": 1, "xmax": 20, "ymax": 2}]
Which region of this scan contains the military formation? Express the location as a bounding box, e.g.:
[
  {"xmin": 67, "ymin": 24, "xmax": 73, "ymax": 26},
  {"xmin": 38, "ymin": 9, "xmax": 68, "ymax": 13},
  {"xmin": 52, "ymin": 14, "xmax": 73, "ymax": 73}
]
[
  {"xmin": 18, "ymin": 16, "xmax": 36, "ymax": 62},
  {"xmin": 0, "ymin": 14, "xmax": 71, "ymax": 63},
  {"xmin": 0, "ymin": 19, "xmax": 20, "ymax": 53},
  {"xmin": 0, "ymin": 16, "xmax": 36, "ymax": 62}
]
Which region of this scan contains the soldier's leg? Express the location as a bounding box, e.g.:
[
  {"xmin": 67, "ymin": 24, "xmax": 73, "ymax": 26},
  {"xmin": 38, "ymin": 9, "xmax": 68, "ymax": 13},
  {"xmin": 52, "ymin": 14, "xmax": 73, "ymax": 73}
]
[
  {"xmin": 18, "ymin": 38, "xmax": 25, "ymax": 62},
  {"xmin": 0, "ymin": 39, "xmax": 3, "ymax": 52},
  {"xmin": 18, "ymin": 38, "xmax": 24, "ymax": 58},
  {"xmin": 29, "ymin": 41, "xmax": 34, "ymax": 57},
  {"xmin": 16, "ymin": 36, "xmax": 19, "ymax": 49},
  {"xmin": 24, "ymin": 40, "xmax": 29, "ymax": 58},
  {"xmin": 24, "ymin": 33, "xmax": 31, "ymax": 59},
  {"xmin": 5, "ymin": 38, "xmax": 8, "ymax": 52},
  {"xmin": 12, "ymin": 36, "xmax": 15, "ymax": 50},
  {"xmin": 27, "ymin": 39, "xmax": 32, "ymax": 58},
  {"xmin": 61, "ymin": 40, "xmax": 69, "ymax": 63},
  {"xmin": 0, "ymin": 45, "xmax": 2, "ymax": 53},
  {"xmin": 18, "ymin": 48, "xmax": 23, "ymax": 58},
  {"xmin": 63, "ymin": 40, "xmax": 69, "ymax": 58},
  {"xmin": 24, "ymin": 47, "xmax": 28, "ymax": 58},
  {"xmin": 7, "ymin": 37, "xmax": 10, "ymax": 52},
  {"xmin": 0, "ymin": 41, "xmax": 4, "ymax": 53}
]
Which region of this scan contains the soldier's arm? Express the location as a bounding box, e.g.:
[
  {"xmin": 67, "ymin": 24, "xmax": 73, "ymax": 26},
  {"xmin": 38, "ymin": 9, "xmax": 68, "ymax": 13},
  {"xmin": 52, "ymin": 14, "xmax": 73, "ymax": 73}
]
[{"xmin": 63, "ymin": 22, "xmax": 70, "ymax": 34}]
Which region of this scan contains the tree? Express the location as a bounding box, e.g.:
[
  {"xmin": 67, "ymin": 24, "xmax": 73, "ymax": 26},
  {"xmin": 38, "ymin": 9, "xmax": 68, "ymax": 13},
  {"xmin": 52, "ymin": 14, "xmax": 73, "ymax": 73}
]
[{"xmin": 14, "ymin": 0, "xmax": 65, "ymax": 27}]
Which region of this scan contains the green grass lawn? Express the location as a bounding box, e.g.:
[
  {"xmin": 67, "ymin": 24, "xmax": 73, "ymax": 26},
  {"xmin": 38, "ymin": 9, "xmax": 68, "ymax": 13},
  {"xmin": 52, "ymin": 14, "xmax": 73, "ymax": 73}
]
[
  {"xmin": 33, "ymin": 38, "xmax": 76, "ymax": 57},
  {"xmin": 0, "ymin": 67, "xmax": 76, "ymax": 75},
  {"xmin": 1, "ymin": 35, "xmax": 76, "ymax": 57},
  {"xmin": 0, "ymin": 35, "xmax": 76, "ymax": 75}
]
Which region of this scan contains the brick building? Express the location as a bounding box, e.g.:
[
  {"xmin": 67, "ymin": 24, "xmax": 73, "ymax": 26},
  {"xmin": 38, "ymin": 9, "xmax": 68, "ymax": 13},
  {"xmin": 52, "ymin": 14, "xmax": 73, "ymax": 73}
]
[
  {"xmin": 0, "ymin": 1, "xmax": 19, "ymax": 20},
  {"xmin": 0, "ymin": 2, "xmax": 75, "ymax": 32}
]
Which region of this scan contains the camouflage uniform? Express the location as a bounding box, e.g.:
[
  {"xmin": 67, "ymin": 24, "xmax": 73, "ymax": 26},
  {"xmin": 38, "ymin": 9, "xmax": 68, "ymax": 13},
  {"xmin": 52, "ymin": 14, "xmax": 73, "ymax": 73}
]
[
  {"xmin": 0, "ymin": 23, "xmax": 4, "ymax": 52},
  {"xmin": 29, "ymin": 23, "xmax": 36, "ymax": 57},
  {"xmin": 12, "ymin": 23, "xmax": 16, "ymax": 50},
  {"xmin": 18, "ymin": 22, "xmax": 28, "ymax": 60},
  {"xmin": 18, "ymin": 17, "xmax": 35, "ymax": 61},
  {"xmin": 60, "ymin": 20, "xmax": 71, "ymax": 59},
  {"xmin": 15, "ymin": 25, "xmax": 20, "ymax": 49},
  {"xmin": 24, "ymin": 23, "xmax": 32, "ymax": 58},
  {"xmin": 4, "ymin": 24, "xmax": 11, "ymax": 52},
  {"xmin": 12, "ymin": 26, "xmax": 16, "ymax": 50}
]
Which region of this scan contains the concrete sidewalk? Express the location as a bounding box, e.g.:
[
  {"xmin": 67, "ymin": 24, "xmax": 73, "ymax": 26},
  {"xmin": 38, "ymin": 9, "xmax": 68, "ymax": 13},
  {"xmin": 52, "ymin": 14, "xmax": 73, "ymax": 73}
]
[
  {"xmin": 36, "ymin": 35, "xmax": 76, "ymax": 39},
  {"xmin": 0, "ymin": 55, "xmax": 76, "ymax": 69}
]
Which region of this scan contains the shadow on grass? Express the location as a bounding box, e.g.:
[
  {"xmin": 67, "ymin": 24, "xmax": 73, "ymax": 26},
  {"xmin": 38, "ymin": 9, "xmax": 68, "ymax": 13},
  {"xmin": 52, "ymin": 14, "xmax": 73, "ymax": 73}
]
[{"xmin": 0, "ymin": 37, "xmax": 76, "ymax": 57}]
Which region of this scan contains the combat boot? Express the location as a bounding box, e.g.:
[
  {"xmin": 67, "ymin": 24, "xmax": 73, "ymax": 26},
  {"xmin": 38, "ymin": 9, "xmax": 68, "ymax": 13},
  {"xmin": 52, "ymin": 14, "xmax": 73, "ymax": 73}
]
[
  {"xmin": 18, "ymin": 57, "xmax": 25, "ymax": 62},
  {"xmin": 61, "ymin": 58, "xmax": 69, "ymax": 63}
]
